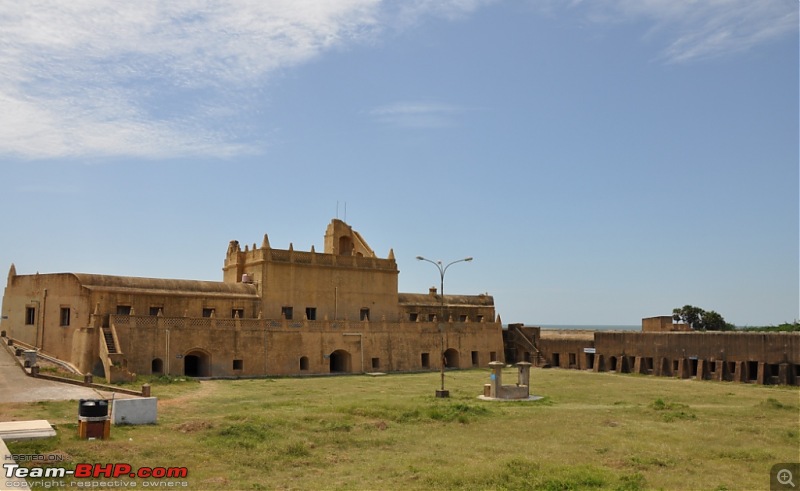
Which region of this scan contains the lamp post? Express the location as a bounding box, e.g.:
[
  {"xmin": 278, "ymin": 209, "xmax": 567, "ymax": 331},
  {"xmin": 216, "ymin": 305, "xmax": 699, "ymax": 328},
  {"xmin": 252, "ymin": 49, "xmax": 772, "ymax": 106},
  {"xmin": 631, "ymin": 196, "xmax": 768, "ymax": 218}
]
[{"xmin": 416, "ymin": 255, "xmax": 473, "ymax": 398}]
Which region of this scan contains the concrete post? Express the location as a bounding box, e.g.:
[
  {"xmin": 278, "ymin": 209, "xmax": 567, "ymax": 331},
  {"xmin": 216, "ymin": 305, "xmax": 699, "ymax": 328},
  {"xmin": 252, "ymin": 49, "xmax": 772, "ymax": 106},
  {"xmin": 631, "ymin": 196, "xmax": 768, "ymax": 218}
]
[
  {"xmin": 142, "ymin": 384, "xmax": 151, "ymax": 397},
  {"xmin": 516, "ymin": 362, "xmax": 532, "ymax": 398},
  {"xmin": 84, "ymin": 374, "xmax": 93, "ymax": 386},
  {"xmin": 517, "ymin": 361, "xmax": 532, "ymax": 386},
  {"xmin": 488, "ymin": 361, "xmax": 504, "ymax": 398}
]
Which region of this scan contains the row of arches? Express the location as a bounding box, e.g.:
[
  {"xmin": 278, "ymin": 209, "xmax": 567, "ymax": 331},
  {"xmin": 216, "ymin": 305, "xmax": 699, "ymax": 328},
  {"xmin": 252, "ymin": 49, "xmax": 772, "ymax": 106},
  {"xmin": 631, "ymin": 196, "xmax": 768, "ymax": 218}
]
[{"xmin": 130, "ymin": 347, "xmax": 465, "ymax": 378}]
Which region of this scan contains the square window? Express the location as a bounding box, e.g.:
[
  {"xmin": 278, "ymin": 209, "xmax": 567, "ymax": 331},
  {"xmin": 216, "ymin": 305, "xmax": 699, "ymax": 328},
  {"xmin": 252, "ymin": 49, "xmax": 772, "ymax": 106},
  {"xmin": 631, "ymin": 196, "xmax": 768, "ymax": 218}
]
[
  {"xmin": 233, "ymin": 359, "xmax": 243, "ymax": 370},
  {"xmin": 202, "ymin": 308, "xmax": 215, "ymax": 318},
  {"xmin": 421, "ymin": 353, "xmax": 430, "ymax": 368},
  {"xmin": 360, "ymin": 308, "xmax": 370, "ymax": 321},
  {"xmin": 117, "ymin": 305, "xmax": 132, "ymax": 316},
  {"xmin": 459, "ymin": 315, "xmax": 468, "ymax": 322},
  {"xmin": 409, "ymin": 312, "xmax": 418, "ymax": 322},
  {"xmin": 305, "ymin": 307, "xmax": 316, "ymax": 321},
  {"xmin": 149, "ymin": 307, "xmax": 162, "ymax": 316},
  {"xmin": 428, "ymin": 313, "xmax": 436, "ymax": 322},
  {"xmin": 60, "ymin": 307, "xmax": 71, "ymax": 327},
  {"xmin": 281, "ymin": 306, "xmax": 293, "ymax": 320},
  {"xmin": 231, "ymin": 308, "xmax": 244, "ymax": 319}
]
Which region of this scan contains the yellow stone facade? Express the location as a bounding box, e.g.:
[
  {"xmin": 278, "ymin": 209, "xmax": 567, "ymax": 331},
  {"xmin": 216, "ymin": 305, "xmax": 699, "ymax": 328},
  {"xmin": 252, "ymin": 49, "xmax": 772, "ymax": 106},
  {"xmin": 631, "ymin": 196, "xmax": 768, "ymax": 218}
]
[{"xmin": 1, "ymin": 220, "xmax": 503, "ymax": 381}]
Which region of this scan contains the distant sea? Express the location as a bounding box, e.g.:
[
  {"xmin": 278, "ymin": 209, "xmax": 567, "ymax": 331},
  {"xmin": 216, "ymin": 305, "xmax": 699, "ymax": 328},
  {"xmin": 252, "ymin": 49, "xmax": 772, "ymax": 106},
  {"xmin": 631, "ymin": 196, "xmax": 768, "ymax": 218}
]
[{"xmin": 537, "ymin": 324, "xmax": 640, "ymax": 331}]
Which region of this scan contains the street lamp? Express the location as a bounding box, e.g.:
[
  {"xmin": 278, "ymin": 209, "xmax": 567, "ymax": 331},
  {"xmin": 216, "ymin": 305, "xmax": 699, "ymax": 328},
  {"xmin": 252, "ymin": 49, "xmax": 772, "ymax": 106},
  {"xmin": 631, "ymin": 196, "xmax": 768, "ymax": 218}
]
[{"xmin": 416, "ymin": 255, "xmax": 473, "ymax": 398}]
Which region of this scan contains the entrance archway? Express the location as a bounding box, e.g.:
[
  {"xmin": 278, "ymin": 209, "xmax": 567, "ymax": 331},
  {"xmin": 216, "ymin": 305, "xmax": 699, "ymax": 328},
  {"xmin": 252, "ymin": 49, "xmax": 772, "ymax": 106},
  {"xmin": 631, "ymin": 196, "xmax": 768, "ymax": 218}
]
[
  {"xmin": 184, "ymin": 350, "xmax": 211, "ymax": 377},
  {"xmin": 329, "ymin": 350, "xmax": 351, "ymax": 373},
  {"xmin": 151, "ymin": 358, "xmax": 164, "ymax": 375},
  {"xmin": 444, "ymin": 348, "xmax": 459, "ymax": 368}
]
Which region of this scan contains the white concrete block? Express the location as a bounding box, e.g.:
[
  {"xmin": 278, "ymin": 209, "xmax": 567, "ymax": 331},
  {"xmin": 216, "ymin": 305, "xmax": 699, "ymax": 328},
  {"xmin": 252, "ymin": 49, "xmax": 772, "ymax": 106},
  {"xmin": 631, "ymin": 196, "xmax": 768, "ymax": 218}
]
[{"xmin": 112, "ymin": 397, "xmax": 157, "ymax": 425}]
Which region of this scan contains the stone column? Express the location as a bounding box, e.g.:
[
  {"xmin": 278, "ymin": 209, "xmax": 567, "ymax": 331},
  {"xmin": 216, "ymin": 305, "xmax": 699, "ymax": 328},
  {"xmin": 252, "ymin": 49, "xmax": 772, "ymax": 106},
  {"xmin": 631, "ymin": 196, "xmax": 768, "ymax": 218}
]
[
  {"xmin": 517, "ymin": 361, "xmax": 532, "ymax": 398},
  {"xmin": 488, "ymin": 361, "xmax": 504, "ymax": 398}
]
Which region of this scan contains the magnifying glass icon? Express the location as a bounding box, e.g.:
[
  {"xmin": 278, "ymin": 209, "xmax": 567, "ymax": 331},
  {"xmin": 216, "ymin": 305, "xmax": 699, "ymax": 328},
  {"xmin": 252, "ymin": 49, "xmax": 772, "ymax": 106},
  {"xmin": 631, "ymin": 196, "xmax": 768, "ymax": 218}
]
[{"xmin": 778, "ymin": 469, "xmax": 795, "ymax": 488}]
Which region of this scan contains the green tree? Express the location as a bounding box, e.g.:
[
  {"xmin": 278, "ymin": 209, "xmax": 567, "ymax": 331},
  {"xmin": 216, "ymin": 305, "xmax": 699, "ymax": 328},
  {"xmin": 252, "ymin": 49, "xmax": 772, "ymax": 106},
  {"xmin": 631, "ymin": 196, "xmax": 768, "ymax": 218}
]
[
  {"xmin": 672, "ymin": 305, "xmax": 732, "ymax": 331},
  {"xmin": 673, "ymin": 305, "xmax": 704, "ymax": 329}
]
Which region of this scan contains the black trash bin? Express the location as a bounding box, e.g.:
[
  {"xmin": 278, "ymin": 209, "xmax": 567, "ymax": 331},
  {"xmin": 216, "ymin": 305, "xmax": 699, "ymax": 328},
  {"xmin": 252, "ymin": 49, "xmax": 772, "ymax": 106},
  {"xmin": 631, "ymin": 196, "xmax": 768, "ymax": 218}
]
[
  {"xmin": 78, "ymin": 399, "xmax": 110, "ymax": 439},
  {"xmin": 78, "ymin": 399, "xmax": 109, "ymax": 418}
]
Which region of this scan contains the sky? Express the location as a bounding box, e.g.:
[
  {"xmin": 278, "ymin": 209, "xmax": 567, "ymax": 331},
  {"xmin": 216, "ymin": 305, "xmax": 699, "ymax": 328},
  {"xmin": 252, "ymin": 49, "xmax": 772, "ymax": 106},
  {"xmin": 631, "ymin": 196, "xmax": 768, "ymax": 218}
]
[{"xmin": 0, "ymin": 1, "xmax": 797, "ymax": 327}]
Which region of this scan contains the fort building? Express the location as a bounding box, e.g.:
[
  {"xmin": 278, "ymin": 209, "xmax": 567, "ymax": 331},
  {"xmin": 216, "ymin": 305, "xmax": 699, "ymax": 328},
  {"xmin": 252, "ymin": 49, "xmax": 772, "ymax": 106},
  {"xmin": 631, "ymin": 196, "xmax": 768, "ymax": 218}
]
[
  {"xmin": 1, "ymin": 219, "xmax": 504, "ymax": 382},
  {"xmin": 504, "ymin": 322, "xmax": 800, "ymax": 386}
]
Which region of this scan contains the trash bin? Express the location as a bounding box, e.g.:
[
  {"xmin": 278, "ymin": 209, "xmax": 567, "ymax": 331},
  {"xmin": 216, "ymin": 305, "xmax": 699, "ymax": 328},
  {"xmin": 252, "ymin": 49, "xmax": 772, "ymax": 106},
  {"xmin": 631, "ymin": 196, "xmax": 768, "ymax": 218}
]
[{"xmin": 78, "ymin": 399, "xmax": 110, "ymax": 440}]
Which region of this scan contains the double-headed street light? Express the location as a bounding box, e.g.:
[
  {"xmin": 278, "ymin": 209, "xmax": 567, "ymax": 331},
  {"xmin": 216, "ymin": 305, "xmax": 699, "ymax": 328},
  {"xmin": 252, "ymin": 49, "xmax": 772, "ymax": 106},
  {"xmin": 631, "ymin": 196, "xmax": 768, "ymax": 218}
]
[{"xmin": 416, "ymin": 255, "xmax": 473, "ymax": 398}]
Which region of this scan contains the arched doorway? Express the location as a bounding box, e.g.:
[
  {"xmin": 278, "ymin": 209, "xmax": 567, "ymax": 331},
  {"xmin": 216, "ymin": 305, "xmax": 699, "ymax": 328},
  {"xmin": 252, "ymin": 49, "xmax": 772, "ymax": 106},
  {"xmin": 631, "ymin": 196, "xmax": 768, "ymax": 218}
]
[
  {"xmin": 609, "ymin": 356, "xmax": 618, "ymax": 372},
  {"xmin": 444, "ymin": 348, "xmax": 459, "ymax": 369},
  {"xmin": 151, "ymin": 358, "xmax": 164, "ymax": 375},
  {"xmin": 329, "ymin": 350, "xmax": 351, "ymax": 373},
  {"xmin": 184, "ymin": 350, "xmax": 211, "ymax": 377}
]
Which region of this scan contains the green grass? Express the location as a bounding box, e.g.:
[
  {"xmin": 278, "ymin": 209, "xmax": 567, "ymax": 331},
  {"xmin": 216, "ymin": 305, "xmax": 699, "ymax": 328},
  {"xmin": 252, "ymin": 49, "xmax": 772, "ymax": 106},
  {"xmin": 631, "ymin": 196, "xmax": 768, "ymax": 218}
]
[{"xmin": 2, "ymin": 369, "xmax": 798, "ymax": 490}]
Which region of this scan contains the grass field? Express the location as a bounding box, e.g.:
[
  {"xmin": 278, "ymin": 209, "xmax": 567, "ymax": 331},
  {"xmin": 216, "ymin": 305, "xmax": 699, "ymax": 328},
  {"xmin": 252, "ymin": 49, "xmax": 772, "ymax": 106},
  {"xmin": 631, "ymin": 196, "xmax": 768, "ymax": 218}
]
[{"xmin": 3, "ymin": 368, "xmax": 798, "ymax": 490}]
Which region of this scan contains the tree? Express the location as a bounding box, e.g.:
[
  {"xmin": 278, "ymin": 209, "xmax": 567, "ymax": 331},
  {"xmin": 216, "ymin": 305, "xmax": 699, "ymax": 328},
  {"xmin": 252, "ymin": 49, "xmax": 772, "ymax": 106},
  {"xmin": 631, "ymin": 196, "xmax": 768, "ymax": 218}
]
[
  {"xmin": 672, "ymin": 305, "xmax": 732, "ymax": 331},
  {"xmin": 673, "ymin": 305, "xmax": 704, "ymax": 329}
]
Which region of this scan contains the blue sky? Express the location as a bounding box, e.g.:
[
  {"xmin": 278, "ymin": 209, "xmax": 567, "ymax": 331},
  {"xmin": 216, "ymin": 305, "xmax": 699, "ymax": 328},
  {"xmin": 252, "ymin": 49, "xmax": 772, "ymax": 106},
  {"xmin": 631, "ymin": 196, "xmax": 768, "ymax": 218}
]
[{"xmin": 1, "ymin": 1, "xmax": 797, "ymax": 326}]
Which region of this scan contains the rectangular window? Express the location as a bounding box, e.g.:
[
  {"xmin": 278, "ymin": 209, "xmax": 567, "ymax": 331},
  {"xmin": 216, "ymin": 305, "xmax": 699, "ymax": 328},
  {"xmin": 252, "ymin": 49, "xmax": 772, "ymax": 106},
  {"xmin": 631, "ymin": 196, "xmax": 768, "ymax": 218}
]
[
  {"xmin": 233, "ymin": 359, "xmax": 243, "ymax": 370},
  {"xmin": 421, "ymin": 353, "xmax": 430, "ymax": 368},
  {"xmin": 459, "ymin": 315, "xmax": 468, "ymax": 322},
  {"xmin": 231, "ymin": 308, "xmax": 244, "ymax": 319},
  {"xmin": 490, "ymin": 351, "xmax": 497, "ymax": 362},
  {"xmin": 477, "ymin": 315, "xmax": 484, "ymax": 322},
  {"xmin": 202, "ymin": 308, "xmax": 215, "ymax": 318},
  {"xmin": 409, "ymin": 312, "xmax": 418, "ymax": 322},
  {"xmin": 428, "ymin": 313, "xmax": 436, "ymax": 322},
  {"xmin": 25, "ymin": 307, "xmax": 36, "ymax": 325},
  {"xmin": 305, "ymin": 307, "xmax": 316, "ymax": 321},
  {"xmin": 116, "ymin": 305, "xmax": 132, "ymax": 316},
  {"xmin": 371, "ymin": 358, "xmax": 380, "ymax": 370},
  {"xmin": 60, "ymin": 307, "xmax": 71, "ymax": 327},
  {"xmin": 281, "ymin": 306, "xmax": 293, "ymax": 320},
  {"xmin": 149, "ymin": 307, "xmax": 162, "ymax": 316},
  {"xmin": 360, "ymin": 308, "xmax": 370, "ymax": 321}
]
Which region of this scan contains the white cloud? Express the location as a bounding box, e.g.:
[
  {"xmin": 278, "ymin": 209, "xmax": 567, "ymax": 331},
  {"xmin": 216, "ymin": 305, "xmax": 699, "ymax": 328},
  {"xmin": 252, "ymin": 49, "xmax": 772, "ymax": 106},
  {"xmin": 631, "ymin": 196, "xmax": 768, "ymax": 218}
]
[
  {"xmin": 0, "ymin": 1, "xmax": 794, "ymax": 160},
  {"xmin": 369, "ymin": 102, "xmax": 466, "ymax": 128},
  {"xmin": 565, "ymin": 0, "xmax": 798, "ymax": 63},
  {"xmin": 0, "ymin": 0, "xmax": 383, "ymax": 160}
]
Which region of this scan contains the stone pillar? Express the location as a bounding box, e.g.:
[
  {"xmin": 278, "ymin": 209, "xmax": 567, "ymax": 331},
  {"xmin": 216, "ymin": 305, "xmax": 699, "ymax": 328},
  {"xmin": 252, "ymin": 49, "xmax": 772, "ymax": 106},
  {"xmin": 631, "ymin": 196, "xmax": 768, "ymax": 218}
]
[
  {"xmin": 733, "ymin": 361, "xmax": 745, "ymax": 383},
  {"xmin": 142, "ymin": 384, "xmax": 151, "ymax": 397},
  {"xmin": 593, "ymin": 354, "xmax": 603, "ymax": 372},
  {"xmin": 634, "ymin": 357, "xmax": 644, "ymax": 374},
  {"xmin": 84, "ymin": 374, "xmax": 93, "ymax": 386},
  {"xmin": 488, "ymin": 361, "xmax": 504, "ymax": 398},
  {"xmin": 756, "ymin": 362, "xmax": 766, "ymax": 385},
  {"xmin": 516, "ymin": 361, "xmax": 532, "ymax": 397},
  {"xmin": 677, "ymin": 358, "xmax": 690, "ymax": 379},
  {"xmin": 696, "ymin": 359, "xmax": 708, "ymax": 380},
  {"xmin": 779, "ymin": 363, "xmax": 789, "ymax": 385}
]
